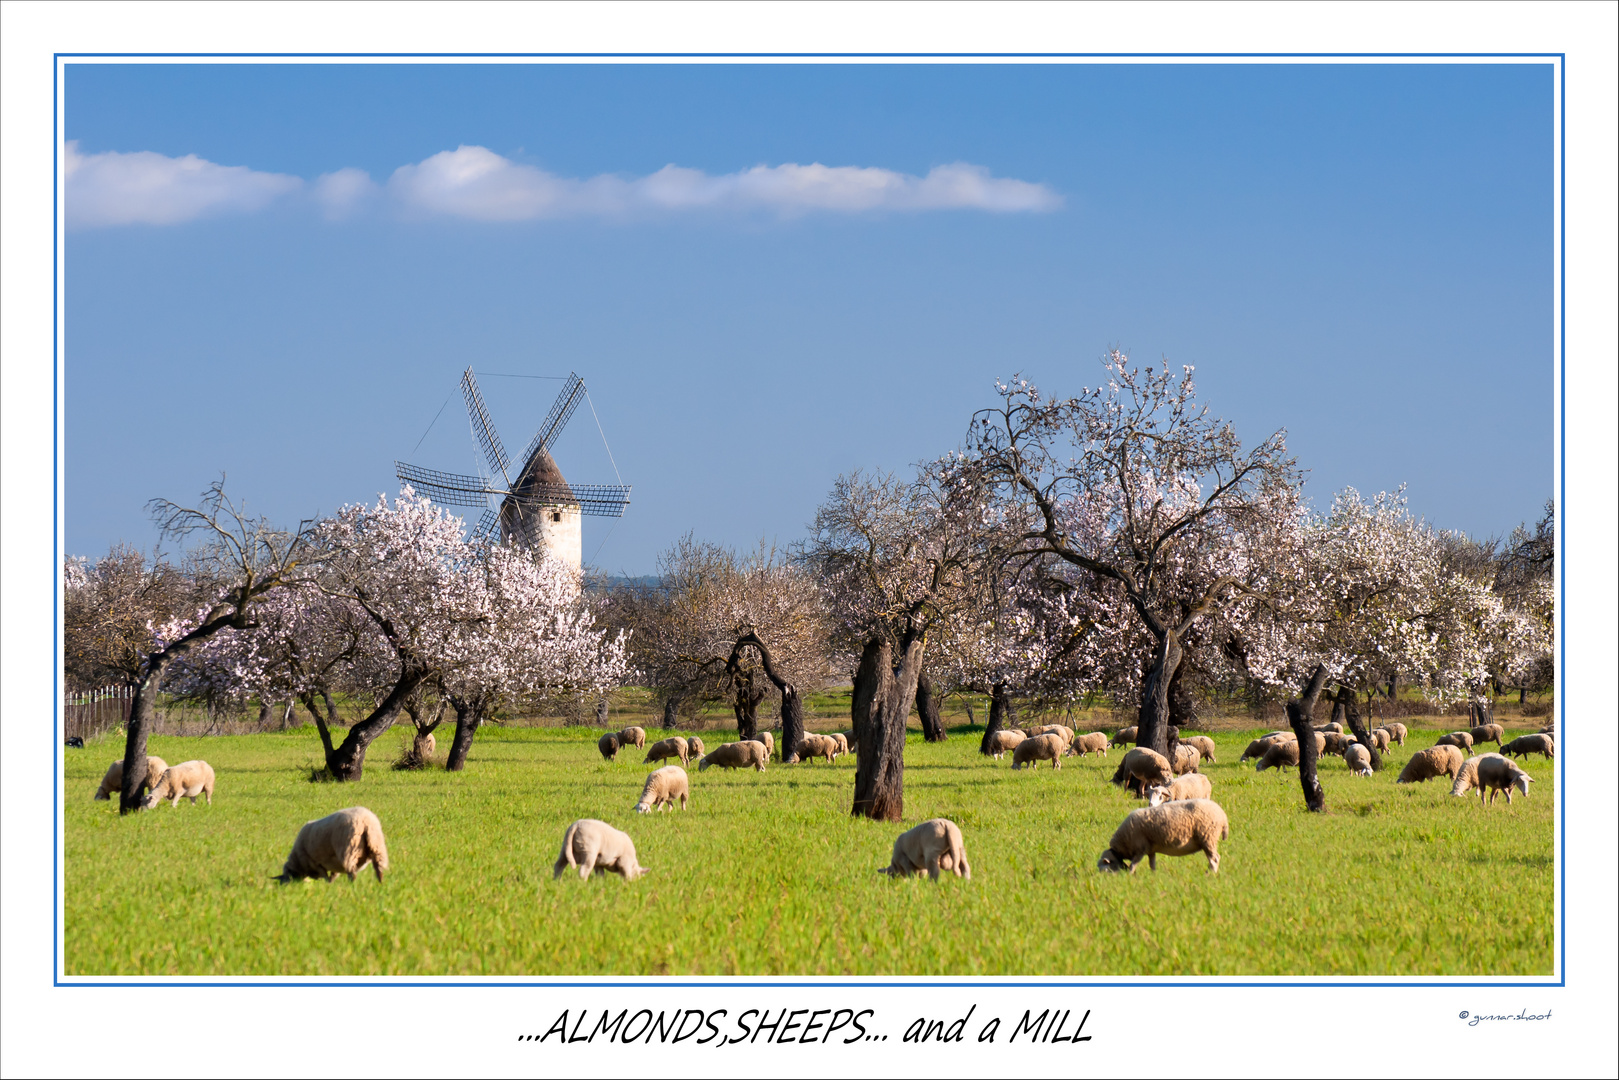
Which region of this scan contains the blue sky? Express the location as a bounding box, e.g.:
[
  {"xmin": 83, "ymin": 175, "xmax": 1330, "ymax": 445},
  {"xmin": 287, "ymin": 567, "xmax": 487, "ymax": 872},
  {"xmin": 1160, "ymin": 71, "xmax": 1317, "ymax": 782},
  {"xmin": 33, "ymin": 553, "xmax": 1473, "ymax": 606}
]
[{"xmin": 64, "ymin": 62, "xmax": 1553, "ymax": 573}]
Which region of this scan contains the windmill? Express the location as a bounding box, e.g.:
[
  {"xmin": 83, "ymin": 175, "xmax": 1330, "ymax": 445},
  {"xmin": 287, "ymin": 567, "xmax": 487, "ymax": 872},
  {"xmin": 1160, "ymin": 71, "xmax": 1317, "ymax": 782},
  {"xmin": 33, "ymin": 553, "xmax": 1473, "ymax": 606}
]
[{"xmin": 395, "ymin": 368, "xmax": 631, "ymax": 570}]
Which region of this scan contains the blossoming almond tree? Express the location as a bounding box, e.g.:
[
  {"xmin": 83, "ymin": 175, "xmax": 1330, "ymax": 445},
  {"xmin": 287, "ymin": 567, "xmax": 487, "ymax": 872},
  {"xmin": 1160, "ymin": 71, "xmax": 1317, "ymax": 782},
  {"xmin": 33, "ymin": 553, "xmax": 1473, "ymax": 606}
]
[{"xmin": 961, "ymin": 354, "xmax": 1301, "ymax": 758}]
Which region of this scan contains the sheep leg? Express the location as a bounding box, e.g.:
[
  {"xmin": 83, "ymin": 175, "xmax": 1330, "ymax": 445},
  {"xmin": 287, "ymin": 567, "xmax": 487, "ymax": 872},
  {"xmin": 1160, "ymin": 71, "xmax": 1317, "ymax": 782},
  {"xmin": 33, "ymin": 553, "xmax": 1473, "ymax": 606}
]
[
  {"xmin": 925, "ymin": 855, "xmax": 942, "ymax": 881},
  {"xmin": 1147, "ymin": 852, "xmax": 1157, "ymax": 871}
]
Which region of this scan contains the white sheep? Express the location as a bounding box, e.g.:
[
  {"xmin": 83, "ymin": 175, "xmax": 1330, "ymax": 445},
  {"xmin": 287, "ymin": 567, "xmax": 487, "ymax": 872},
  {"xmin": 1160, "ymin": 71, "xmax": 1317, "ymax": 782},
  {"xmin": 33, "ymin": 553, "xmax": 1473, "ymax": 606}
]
[
  {"xmin": 686, "ymin": 735, "xmax": 706, "ymax": 759},
  {"xmin": 1170, "ymin": 744, "xmax": 1201, "ymax": 776},
  {"xmin": 1367, "ymin": 728, "xmax": 1392, "ymax": 753},
  {"xmin": 1097, "ymin": 799, "xmax": 1230, "ymax": 874},
  {"xmin": 643, "ymin": 736, "xmax": 690, "ymax": 767},
  {"xmin": 1111, "ymin": 747, "xmax": 1174, "ymax": 792},
  {"xmin": 1397, "ymin": 744, "xmax": 1466, "ymax": 784},
  {"xmin": 1145, "ymin": 773, "xmax": 1213, "ymax": 805},
  {"xmin": 837, "ymin": 730, "xmax": 858, "ymax": 755},
  {"xmin": 1436, "ymin": 731, "xmax": 1475, "ymax": 753},
  {"xmin": 1476, "ymin": 754, "xmax": 1534, "ymax": 804},
  {"xmin": 1011, "ymin": 732, "xmax": 1064, "ymax": 770},
  {"xmin": 796, "ymin": 732, "xmax": 840, "ymax": 764},
  {"xmin": 552, "ymin": 819, "xmax": 648, "ymax": 881},
  {"xmin": 93, "ymin": 755, "xmax": 168, "ymax": 801},
  {"xmin": 1382, "ymin": 722, "xmax": 1408, "ymax": 746},
  {"xmin": 1071, "ymin": 731, "xmax": 1110, "ymax": 759},
  {"xmin": 878, "ymin": 818, "xmax": 970, "ymax": 880},
  {"xmin": 983, "ymin": 729, "xmax": 1027, "ymax": 759},
  {"xmin": 634, "ymin": 766, "xmax": 689, "ymax": 813},
  {"xmin": 1182, "ymin": 735, "xmax": 1217, "ymax": 763},
  {"xmin": 747, "ymin": 731, "xmax": 775, "ymax": 759},
  {"xmin": 276, "ymin": 807, "xmax": 389, "ymax": 882},
  {"xmin": 141, "ymin": 760, "xmax": 215, "ymax": 809},
  {"xmin": 1024, "ymin": 724, "xmax": 1075, "ymax": 747},
  {"xmin": 1343, "ymin": 743, "xmax": 1373, "ymax": 776},
  {"xmin": 617, "ymin": 726, "xmax": 647, "ymax": 750},
  {"xmin": 698, "ymin": 740, "xmax": 769, "ymax": 772}
]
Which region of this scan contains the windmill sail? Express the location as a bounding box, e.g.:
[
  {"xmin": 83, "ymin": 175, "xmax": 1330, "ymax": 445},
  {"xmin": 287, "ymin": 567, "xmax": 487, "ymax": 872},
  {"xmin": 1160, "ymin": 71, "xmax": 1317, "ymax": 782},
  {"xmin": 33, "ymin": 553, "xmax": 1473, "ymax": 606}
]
[
  {"xmin": 460, "ymin": 368, "xmax": 511, "ymax": 483},
  {"xmin": 516, "ymin": 371, "xmax": 585, "ymax": 472},
  {"xmin": 393, "ymin": 462, "xmax": 495, "ymax": 508}
]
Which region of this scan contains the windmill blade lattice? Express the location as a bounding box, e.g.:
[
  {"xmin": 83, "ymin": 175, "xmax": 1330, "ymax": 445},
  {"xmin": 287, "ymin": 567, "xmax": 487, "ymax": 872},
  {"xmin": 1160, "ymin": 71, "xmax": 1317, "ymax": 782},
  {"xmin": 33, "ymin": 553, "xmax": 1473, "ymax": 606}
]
[{"xmin": 460, "ymin": 369, "xmax": 511, "ymax": 483}]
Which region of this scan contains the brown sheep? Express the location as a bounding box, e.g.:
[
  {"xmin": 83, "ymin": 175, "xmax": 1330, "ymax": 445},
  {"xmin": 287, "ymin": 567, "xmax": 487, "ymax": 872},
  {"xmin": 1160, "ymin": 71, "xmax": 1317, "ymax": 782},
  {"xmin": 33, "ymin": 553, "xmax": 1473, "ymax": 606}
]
[
  {"xmin": 643, "ymin": 736, "xmax": 690, "ymax": 767},
  {"xmin": 1170, "ymin": 744, "xmax": 1201, "ymax": 776},
  {"xmin": 1024, "ymin": 724, "xmax": 1075, "ymax": 747},
  {"xmin": 1111, "ymin": 746, "xmax": 1174, "ymax": 792},
  {"xmin": 1367, "ymin": 728, "xmax": 1392, "ymax": 754},
  {"xmin": 1011, "ymin": 733, "xmax": 1064, "ymax": 770},
  {"xmin": 1381, "ymin": 722, "xmax": 1408, "ymax": 746},
  {"xmin": 829, "ymin": 732, "xmax": 850, "ymax": 756},
  {"xmin": 552, "ymin": 819, "xmax": 648, "ymax": 881},
  {"xmin": 141, "ymin": 760, "xmax": 215, "ymax": 809},
  {"xmin": 617, "ymin": 726, "xmax": 647, "ymax": 750},
  {"xmin": 1145, "ymin": 773, "xmax": 1213, "ymax": 805},
  {"xmin": 796, "ymin": 732, "xmax": 840, "ymax": 764},
  {"xmin": 686, "ymin": 735, "xmax": 706, "ymax": 759},
  {"xmin": 597, "ymin": 732, "xmax": 621, "ymax": 761},
  {"xmin": 1474, "ymin": 754, "xmax": 1534, "ymax": 804},
  {"xmin": 1071, "ymin": 731, "xmax": 1110, "ymax": 759},
  {"xmin": 698, "ymin": 740, "xmax": 769, "ymax": 772},
  {"xmin": 633, "ymin": 766, "xmax": 689, "ymax": 813},
  {"xmin": 879, "ymin": 819, "xmax": 971, "ymax": 880},
  {"xmin": 838, "ymin": 730, "xmax": 858, "ymax": 755},
  {"xmin": 1182, "ymin": 735, "xmax": 1217, "ymax": 763},
  {"xmin": 1320, "ymin": 731, "xmax": 1355, "ymax": 757},
  {"xmin": 1468, "ymin": 723, "xmax": 1505, "ymax": 748},
  {"xmin": 1110, "ymin": 726, "xmax": 1139, "ymax": 747},
  {"xmin": 1240, "ymin": 732, "xmax": 1294, "ymax": 763},
  {"xmin": 983, "ymin": 729, "xmax": 1027, "ymax": 760},
  {"xmin": 93, "ymin": 756, "xmax": 168, "ymax": 801},
  {"xmin": 1502, "ymin": 733, "xmax": 1554, "ymax": 760},
  {"xmin": 1436, "ymin": 731, "xmax": 1475, "ymax": 752},
  {"xmin": 276, "ymin": 807, "xmax": 389, "ymax": 883},
  {"xmin": 1397, "ymin": 744, "xmax": 1466, "ymax": 784},
  {"xmin": 1097, "ymin": 799, "xmax": 1230, "ymax": 874},
  {"xmin": 746, "ymin": 731, "xmax": 775, "ymax": 759}
]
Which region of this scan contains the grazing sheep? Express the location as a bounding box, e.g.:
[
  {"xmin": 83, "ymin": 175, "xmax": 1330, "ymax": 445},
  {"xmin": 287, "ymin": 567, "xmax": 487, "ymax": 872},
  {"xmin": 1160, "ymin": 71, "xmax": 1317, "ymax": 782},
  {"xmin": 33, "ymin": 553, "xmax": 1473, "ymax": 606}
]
[
  {"xmin": 1436, "ymin": 731, "xmax": 1475, "ymax": 752},
  {"xmin": 1097, "ymin": 799, "xmax": 1230, "ymax": 874},
  {"xmin": 1382, "ymin": 722, "xmax": 1408, "ymax": 746},
  {"xmin": 1145, "ymin": 773, "xmax": 1213, "ymax": 805},
  {"xmin": 1110, "ymin": 726, "xmax": 1139, "ymax": 747},
  {"xmin": 1537, "ymin": 724, "xmax": 1555, "ymax": 736},
  {"xmin": 1475, "ymin": 754, "xmax": 1534, "ymax": 805},
  {"xmin": 1240, "ymin": 732, "xmax": 1294, "ymax": 763},
  {"xmin": 1320, "ymin": 731, "xmax": 1354, "ymax": 757},
  {"xmin": 984, "ymin": 728, "xmax": 1027, "ymax": 759},
  {"xmin": 686, "ymin": 735, "xmax": 706, "ymax": 759},
  {"xmin": 1072, "ymin": 731, "xmax": 1110, "ymax": 759},
  {"xmin": 698, "ymin": 740, "xmax": 769, "ymax": 772},
  {"xmin": 829, "ymin": 732, "xmax": 850, "ymax": 756},
  {"xmin": 643, "ymin": 736, "xmax": 690, "ymax": 767},
  {"xmin": 796, "ymin": 732, "xmax": 840, "ymax": 764},
  {"xmin": 617, "ymin": 726, "xmax": 647, "ymax": 750},
  {"xmin": 417, "ymin": 732, "xmax": 436, "ymax": 756},
  {"xmin": 552, "ymin": 819, "xmax": 648, "ymax": 881},
  {"xmin": 1313, "ymin": 722, "xmax": 1344, "ymax": 734},
  {"xmin": 276, "ymin": 807, "xmax": 389, "ymax": 883},
  {"xmin": 879, "ymin": 818, "xmax": 971, "ymax": 880},
  {"xmin": 1367, "ymin": 728, "xmax": 1391, "ymax": 753},
  {"xmin": 750, "ymin": 731, "xmax": 776, "ymax": 758},
  {"xmin": 93, "ymin": 755, "xmax": 168, "ymax": 801},
  {"xmin": 141, "ymin": 760, "xmax": 215, "ymax": 809},
  {"xmin": 1025, "ymin": 724, "xmax": 1074, "ymax": 747},
  {"xmin": 838, "ymin": 730, "xmax": 858, "ymax": 754},
  {"xmin": 1502, "ymin": 733, "xmax": 1554, "ymax": 760},
  {"xmin": 1182, "ymin": 735, "xmax": 1217, "ymax": 763},
  {"xmin": 1468, "ymin": 723, "xmax": 1505, "ymax": 748},
  {"xmin": 65, "ymin": 736, "xmax": 85, "ymax": 749},
  {"xmin": 1011, "ymin": 733, "xmax": 1065, "ymax": 770},
  {"xmin": 1397, "ymin": 744, "xmax": 1466, "ymax": 784},
  {"xmin": 633, "ymin": 766, "xmax": 689, "ymax": 813},
  {"xmin": 1170, "ymin": 744, "xmax": 1201, "ymax": 776},
  {"xmin": 1255, "ymin": 740, "xmax": 1301, "ymax": 773},
  {"xmin": 1112, "ymin": 747, "xmax": 1174, "ymax": 792},
  {"xmin": 1343, "ymin": 743, "xmax": 1373, "ymax": 776},
  {"xmin": 598, "ymin": 733, "xmax": 621, "ymax": 761}
]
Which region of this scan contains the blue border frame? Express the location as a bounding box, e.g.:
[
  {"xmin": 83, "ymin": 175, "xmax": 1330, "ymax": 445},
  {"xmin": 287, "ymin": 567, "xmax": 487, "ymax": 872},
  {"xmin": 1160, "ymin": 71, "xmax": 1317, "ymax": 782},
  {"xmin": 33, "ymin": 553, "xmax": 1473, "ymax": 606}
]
[{"xmin": 53, "ymin": 55, "xmax": 1567, "ymax": 990}]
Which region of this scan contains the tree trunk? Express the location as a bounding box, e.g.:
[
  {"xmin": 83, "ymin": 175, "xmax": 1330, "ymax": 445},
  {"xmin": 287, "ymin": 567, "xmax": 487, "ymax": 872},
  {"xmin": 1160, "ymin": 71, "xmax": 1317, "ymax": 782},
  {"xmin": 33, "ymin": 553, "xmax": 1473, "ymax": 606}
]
[
  {"xmin": 325, "ymin": 670, "xmax": 427, "ymax": 781},
  {"xmin": 964, "ymin": 701, "xmax": 976, "ymax": 727},
  {"xmin": 1288, "ymin": 665, "xmax": 1332, "ymax": 813},
  {"xmin": 117, "ymin": 666, "xmax": 167, "ymax": 813},
  {"xmin": 596, "ymin": 698, "xmax": 610, "ymax": 726},
  {"xmin": 1386, "ymin": 675, "xmax": 1398, "ymax": 699},
  {"xmin": 662, "ymin": 697, "xmax": 679, "ymax": 729},
  {"xmin": 1330, "ymin": 695, "xmax": 1346, "ymax": 725},
  {"xmin": 979, "ymin": 681, "xmax": 1015, "ymax": 755},
  {"xmin": 300, "ymin": 691, "xmax": 339, "ymax": 762},
  {"xmin": 1136, "ymin": 631, "xmax": 1183, "ymax": 757},
  {"xmin": 851, "ymin": 633, "xmax": 923, "ymax": 822},
  {"xmin": 1338, "ymin": 683, "xmax": 1382, "ymax": 771},
  {"xmin": 445, "ymin": 698, "xmax": 481, "ymax": 772},
  {"xmin": 1166, "ymin": 655, "xmax": 1198, "ymax": 730},
  {"xmin": 732, "ymin": 693, "xmax": 760, "ymax": 739},
  {"xmin": 916, "ymin": 670, "xmax": 947, "ymax": 742},
  {"xmin": 1519, "ymin": 686, "xmax": 1526, "ymax": 705},
  {"xmin": 780, "ymin": 685, "xmax": 805, "ymax": 765},
  {"xmin": 1469, "ymin": 697, "xmax": 1494, "ymax": 727}
]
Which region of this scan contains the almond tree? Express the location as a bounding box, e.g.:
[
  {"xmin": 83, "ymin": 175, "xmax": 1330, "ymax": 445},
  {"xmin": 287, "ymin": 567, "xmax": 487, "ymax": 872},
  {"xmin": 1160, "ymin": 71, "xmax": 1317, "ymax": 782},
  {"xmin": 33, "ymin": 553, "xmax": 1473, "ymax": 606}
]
[
  {"xmin": 960, "ymin": 354, "xmax": 1301, "ymax": 758},
  {"xmin": 801, "ymin": 466, "xmax": 981, "ymax": 820}
]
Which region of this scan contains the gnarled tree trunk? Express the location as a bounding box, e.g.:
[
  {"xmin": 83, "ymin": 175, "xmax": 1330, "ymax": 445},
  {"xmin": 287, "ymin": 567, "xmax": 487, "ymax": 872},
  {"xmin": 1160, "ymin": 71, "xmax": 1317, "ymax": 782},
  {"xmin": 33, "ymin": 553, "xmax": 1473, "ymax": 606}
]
[
  {"xmin": 1288, "ymin": 665, "xmax": 1332, "ymax": 813},
  {"xmin": 1136, "ymin": 631, "xmax": 1183, "ymax": 756},
  {"xmin": 1338, "ymin": 684, "xmax": 1381, "ymax": 772},
  {"xmin": 324, "ymin": 670, "xmax": 428, "ymax": 781},
  {"xmin": 445, "ymin": 696, "xmax": 484, "ymax": 772},
  {"xmin": 661, "ymin": 697, "xmax": 679, "ymax": 729},
  {"xmin": 916, "ymin": 669, "xmax": 947, "ymax": 742},
  {"xmin": 728, "ymin": 631, "xmax": 804, "ymax": 763},
  {"xmin": 851, "ymin": 633, "xmax": 923, "ymax": 821},
  {"xmin": 979, "ymin": 681, "xmax": 1015, "ymax": 755}
]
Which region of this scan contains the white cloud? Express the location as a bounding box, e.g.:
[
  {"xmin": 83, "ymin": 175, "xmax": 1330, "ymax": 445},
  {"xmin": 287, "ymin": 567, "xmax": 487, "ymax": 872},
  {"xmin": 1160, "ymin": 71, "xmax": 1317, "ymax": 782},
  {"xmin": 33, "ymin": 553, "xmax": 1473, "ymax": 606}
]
[
  {"xmin": 65, "ymin": 141, "xmax": 302, "ymax": 228},
  {"xmin": 387, "ymin": 145, "xmax": 1061, "ymax": 220},
  {"xmin": 312, "ymin": 167, "xmax": 379, "ymax": 219}
]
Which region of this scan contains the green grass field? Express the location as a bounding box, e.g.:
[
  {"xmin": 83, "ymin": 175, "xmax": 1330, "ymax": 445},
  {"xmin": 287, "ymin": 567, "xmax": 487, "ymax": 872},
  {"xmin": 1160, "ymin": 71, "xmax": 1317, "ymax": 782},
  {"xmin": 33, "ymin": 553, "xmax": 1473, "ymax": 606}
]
[{"xmin": 63, "ymin": 724, "xmax": 1554, "ymax": 977}]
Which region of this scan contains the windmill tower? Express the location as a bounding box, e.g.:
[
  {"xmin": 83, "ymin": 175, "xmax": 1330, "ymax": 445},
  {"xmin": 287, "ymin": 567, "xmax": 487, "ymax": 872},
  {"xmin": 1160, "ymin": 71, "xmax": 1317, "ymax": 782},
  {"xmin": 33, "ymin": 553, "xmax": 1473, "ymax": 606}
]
[{"xmin": 395, "ymin": 369, "xmax": 630, "ymax": 571}]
